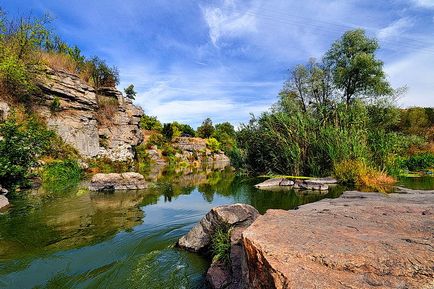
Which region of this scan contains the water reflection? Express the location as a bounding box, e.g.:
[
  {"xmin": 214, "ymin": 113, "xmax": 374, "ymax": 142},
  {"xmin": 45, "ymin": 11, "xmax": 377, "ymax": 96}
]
[{"xmin": 0, "ymin": 166, "xmax": 347, "ymax": 289}]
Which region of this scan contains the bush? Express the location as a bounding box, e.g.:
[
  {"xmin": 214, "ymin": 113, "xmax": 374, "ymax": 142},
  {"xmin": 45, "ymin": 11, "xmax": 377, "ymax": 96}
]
[
  {"xmin": 146, "ymin": 133, "xmax": 166, "ymax": 148},
  {"xmin": 140, "ymin": 114, "xmax": 162, "ymax": 131},
  {"xmin": 211, "ymin": 224, "xmax": 232, "ymax": 264},
  {"xmin": 41, "ymin": 160, "xmax": 83, "ymax": 193},
  {"xmin": 334, "ymin": 159, "xmax": 396, "ymax": 193},
  {"xmin": 206, "ymin": 137, "xmax": 221, "ymax": 153},
  {"xmin": 50, "ymin": 96, "xmax": 61, "ymax": 112},
  {"xmin": 87, "ymin": 157, "xmax": 134, "ymax": 174},
  {"xmin": 0, "ymin": 114, "xmax": 54, "ymax": 189},
  {"xmin": 402, "ymin": 152, "xmax": 434, "ymax": 171}
]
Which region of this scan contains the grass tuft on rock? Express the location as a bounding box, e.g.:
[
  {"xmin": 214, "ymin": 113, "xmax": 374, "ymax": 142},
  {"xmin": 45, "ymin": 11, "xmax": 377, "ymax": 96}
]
[{"xmin": 211, "ymin": 224, "xmax": 232, "ymax": 264}]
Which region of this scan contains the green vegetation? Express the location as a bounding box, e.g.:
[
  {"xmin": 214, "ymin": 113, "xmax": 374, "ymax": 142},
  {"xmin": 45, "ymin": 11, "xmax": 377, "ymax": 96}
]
[
  {"xmin": 140, "ymin": 114, "xmax": 163, "ymax": 131},
  {"xmin": 399, "ymin": 152, "xmax": 434, "ymax": 172},
  {"xmin": 235, "ymin": 29, "xmax": 432, "ymax": 191},
  {"xmin": 124, "ymin": 84, "xmax": 137, "ymax": 100},
  {"xmin": 0, "ymin": 9, "xmax": 119, "ymax": 106},
  {"xmin": 41, "ymin": 159, "xmax": 83, "ymax": 193},
  {"xmin": 0, "ymin": 113, "xmax": 53, "ymax": 189},
  {"xmin": 206, "ymin": 137, "xmax": 221, "ymax": 153},
  {"xmin": 197, "ymin": 118, "xmax": 214, "ymax": 138},
  {"xmin": 211, "ymin": 224, "xmax": 232, "ymax": 264}
]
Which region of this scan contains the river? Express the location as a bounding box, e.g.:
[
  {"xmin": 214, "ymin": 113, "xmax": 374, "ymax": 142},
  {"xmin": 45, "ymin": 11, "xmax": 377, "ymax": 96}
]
[{"xmin": 1, "ymin": 167, "xmax": 428, "ymax": 289}]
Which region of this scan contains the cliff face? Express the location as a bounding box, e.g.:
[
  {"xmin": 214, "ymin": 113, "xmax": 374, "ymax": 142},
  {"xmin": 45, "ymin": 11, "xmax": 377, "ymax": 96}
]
[{"xmin": 34, "ymin": 67, "xmax": 143, "ymax": 161}]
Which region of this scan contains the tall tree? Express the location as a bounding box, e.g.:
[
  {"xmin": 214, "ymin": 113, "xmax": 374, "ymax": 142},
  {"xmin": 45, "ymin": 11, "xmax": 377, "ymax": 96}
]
[
  {"xmin": 197, "ymin": 118, "xmax": 215, "ymax": 138},
  {"xmin": 324, "ymin": 29, "xmax": 392, "ymax": 105}
]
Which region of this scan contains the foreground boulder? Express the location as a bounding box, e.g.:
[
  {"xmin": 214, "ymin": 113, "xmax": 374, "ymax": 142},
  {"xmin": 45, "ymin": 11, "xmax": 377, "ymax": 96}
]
[
  {"xmin": 89, "ymin": 172, "xmax": 148, "ymax": 191},
  {"xmin": 177, "ymin": 204, "xmax": 259, "ymax": 289},
  {"xmin": 177, "ymin": 203, "xmax": 259, "ymax": 252},
  {"xmin": 242, "ymin": 191, "xmax": 434, "ymax": 289},
  {"xmin": 0, "ymin": 195, "xmax": 9, "ymax": 210}
]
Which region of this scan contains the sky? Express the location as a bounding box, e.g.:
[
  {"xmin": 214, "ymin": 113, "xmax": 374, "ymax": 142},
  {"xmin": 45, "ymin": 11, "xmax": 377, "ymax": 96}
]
[{"xmin": 2, "ymin": 0, "xmax": 434, "ymax": 127}]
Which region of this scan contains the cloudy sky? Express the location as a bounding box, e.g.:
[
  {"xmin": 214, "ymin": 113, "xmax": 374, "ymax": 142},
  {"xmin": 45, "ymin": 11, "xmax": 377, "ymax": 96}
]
[{"xmin": 2, "ymin": 0, "xmax": 434, "ymax": 127}]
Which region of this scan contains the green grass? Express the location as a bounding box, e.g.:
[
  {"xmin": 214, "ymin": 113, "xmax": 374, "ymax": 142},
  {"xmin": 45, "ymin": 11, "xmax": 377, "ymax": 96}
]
[
  {"xmin": 258, "ymin": 174, "xmax": 314, "ymax": 180},
  {"xmin": 41, "ymin": 160, "xmax": 83, "ymax": 194},
  {"xmin": 211, "ymin": 224, "xmax": 232, "ymax": 264}
]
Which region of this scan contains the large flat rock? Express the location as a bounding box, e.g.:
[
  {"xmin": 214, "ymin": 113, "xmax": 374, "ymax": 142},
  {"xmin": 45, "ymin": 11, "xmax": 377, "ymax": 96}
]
[{"xmin": 242, "ymin": 191, "xmax": 434, "ymax": 289}]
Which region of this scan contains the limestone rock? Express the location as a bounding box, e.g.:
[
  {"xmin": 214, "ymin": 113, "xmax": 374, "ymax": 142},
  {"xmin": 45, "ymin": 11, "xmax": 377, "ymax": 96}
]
[
  {"xmin": 177, "ymin": 203, "xmax": 259, "ymax": 252},
  {"xmin": 89, "ymin": 172, "xmax": 148, "ymax": 191},
  {"xmin": 242, "ymin": 191, "xmax": 434, "ymax": 289},
  {"xmin": 0, "ymin": 185, "xmax": 8, "ymax": 195},
  {"xmin": 0, "ymin": 195, "xmax": 9, "ymax": 210},
  {"xmin": 173, "ymin": 137, "xmax": 207, "ymax": 152},
  {"xmin": 34, "ymin": 67, "xmax": 143, "ymax": 161},
  {"xmin": 0, "ymin": 101, "xmax": 10, "ymax": 121},
  {"xmin": 254, "ymin": 178, "xmax": 284, "ymax": 188}
]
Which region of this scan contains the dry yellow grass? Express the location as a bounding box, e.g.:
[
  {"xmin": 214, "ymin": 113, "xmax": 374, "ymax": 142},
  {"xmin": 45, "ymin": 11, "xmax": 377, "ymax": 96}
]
[{"xmin": 40, "ymin": 52, "xmax": 79, "ymax": 74}]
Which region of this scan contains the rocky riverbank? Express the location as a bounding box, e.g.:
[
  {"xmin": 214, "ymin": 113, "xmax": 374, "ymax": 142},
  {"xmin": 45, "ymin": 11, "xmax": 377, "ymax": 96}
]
[{"xmin": 179, "ymin": 189, "xmax": 434, "ymax": 289}]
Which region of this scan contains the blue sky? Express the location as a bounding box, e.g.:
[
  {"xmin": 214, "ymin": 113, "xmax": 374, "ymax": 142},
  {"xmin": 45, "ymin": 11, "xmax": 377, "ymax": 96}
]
[{"xmin": 2, "ymin": 0, "xmax": 434, "ymax": 127}]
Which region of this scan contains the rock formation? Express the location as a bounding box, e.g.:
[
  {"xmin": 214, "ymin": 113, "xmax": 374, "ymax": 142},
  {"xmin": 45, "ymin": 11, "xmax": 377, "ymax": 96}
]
[
  {"xmin": 177, "ymin": 204, "xmax": 259, "ymax": 289},
  {"xmin": 34, "ymin": 67, "xmax": 143, "ymax": 161},
  {"xmin": 0, "ymin": 195, "xmax": 9, "ymax": 210},
  {"xmin": 178, "ymin": 203, "xmax": 259, "ymax": 252},
  {"xmin": 242, "ymin": 191, "xmax": 434, "ymax": 289},
  {"xmin": 89, "ymin": 172, "xmax": 148, "ymax": 191},
  {"xmin": 255, "ymin": 177, "xmax": 336, "ymax": 191}
]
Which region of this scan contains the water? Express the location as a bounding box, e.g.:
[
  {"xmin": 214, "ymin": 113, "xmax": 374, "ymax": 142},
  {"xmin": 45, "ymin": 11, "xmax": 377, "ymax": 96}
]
[
  {"xmin": 0, "ymin": 168, "xmax": 347, "ymax": 289},
  {"xmin": 397, "ymin": 176, "xmax": 434, "ymax": 190}
]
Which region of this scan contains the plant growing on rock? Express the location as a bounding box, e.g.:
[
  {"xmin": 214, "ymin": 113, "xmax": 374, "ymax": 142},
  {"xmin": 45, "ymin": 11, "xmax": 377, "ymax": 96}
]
[
  {"xmin": 211, "ymin": 223, "xmax": 232, "ymax": 264},
  {"xmin": 124, "ymin": 84, "xmax": 136, "ymax": 100}
]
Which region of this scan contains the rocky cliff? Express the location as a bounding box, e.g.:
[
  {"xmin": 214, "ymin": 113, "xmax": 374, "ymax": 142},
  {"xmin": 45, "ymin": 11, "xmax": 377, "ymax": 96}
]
[{"xmin": 34, "ymin": 67, "xmax": 143, "ymax": 161}]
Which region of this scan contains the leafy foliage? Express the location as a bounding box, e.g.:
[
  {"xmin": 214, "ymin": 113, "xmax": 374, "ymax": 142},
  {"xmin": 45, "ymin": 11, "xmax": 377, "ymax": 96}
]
[
  {"xmin": 140, "ymin": 114, "xmax": 163, "ymax": 131},
  {"xmin": 197, "ymin": 118, "xmax": 214, "ymax": 138},
  {"xmin": 41, "ymin": 159, "xmax": 83, "ymax": 193},
  {"xmin": 0, "ymin": 114, "xmax": 54, "ymax": 189},
  {"xmin": 211, "ymin": 224, "xmax": 232, "ymax": 264},
  {"xmin": 124, "ymin": 84, "xmax": 137, "ymax": 100}
]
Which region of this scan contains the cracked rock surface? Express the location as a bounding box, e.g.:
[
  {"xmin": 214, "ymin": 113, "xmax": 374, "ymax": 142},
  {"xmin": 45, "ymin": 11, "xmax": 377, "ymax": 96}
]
[{"xmin": 242, "ymin": 191, "xmax": 434, "ymax": 289}]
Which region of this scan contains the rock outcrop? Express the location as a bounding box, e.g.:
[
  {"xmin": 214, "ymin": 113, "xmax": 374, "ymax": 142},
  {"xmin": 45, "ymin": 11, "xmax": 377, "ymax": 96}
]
[
  {"xmin": 178, "ymin": 203, "xmax": 260, "ymax": 289},
  {"xmin": 34, "ymin": 67, "xmax": 143, "ymax": 161},
  {"xmin": 178, "ymin": 203, "xmax": 259, "ymax": 252},
  {"xmin": 255, "ymin": 177, "xmax": 335, "ymax": 191},
  {"xmin": 89, "ymin": 172, "xmax": 148, "ymax": 191},
  {"xmin": 242, "ymin": 191, "xmax": 434, "ymax": 289},
  {"xmin": 0, "ymin": 195, "xmax": 9, "ymax": 210}
]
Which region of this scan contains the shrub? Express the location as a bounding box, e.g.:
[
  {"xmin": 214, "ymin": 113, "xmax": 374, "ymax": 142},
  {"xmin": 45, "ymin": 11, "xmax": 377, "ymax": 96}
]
[
  {"xmin": 402, "ymin": 152, "xmax": 434, "ymax": 171},
  {"xmin": 41, "ymin": 160, "xmax": 83, "ymax": 193},
  {"xmin": 0, "ymin": 114, "xmax": 54, "ymax": 189},
  {"xmin": 50, "ymin": 96, "xmax": 61, "ymax": 112},
  {"xmin": 334, "ymin": 159, "xmax": 396, "ymax": 193},
  {"xmin": 146, "ymin": 133, "xmax": 166, "ymax": 148},
  {"xmin": 206, "ymin": 137, "xmax": 221, "ymax": 153},
  {"xmin": 140, "ymin": 114, "xmax": 162, "ymax": 131},
  {"xmin": 87, "ymin": 157, "xmax": 134, "ymax": 174},
  {"xmin": 96, "ymin": 95, "xmax": 118, "ymax": 126},
  {"xmin": 211, "ymin": 224, "xmax": 232, "ymax": 264}
]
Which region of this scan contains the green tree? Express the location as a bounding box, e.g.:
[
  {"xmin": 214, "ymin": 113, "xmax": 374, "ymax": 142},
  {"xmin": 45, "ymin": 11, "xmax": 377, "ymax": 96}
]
[
  {"xmin": 88, "ymin": 56, "xmax": 119, "ymax": 88},
  {"xmin": 124, "ymin": 84, "xmax": 137, "ymax": 100},
  {"xmin": 140, "ymin": 114, "xmax": 162, "ymax": 131},
  {"xmin": 197, "ymin": 118, "xmax": 215, "ymax": 138},
  {"xmin": 324, "ymin": 29, "xmax": 392, "ymax": 105}
]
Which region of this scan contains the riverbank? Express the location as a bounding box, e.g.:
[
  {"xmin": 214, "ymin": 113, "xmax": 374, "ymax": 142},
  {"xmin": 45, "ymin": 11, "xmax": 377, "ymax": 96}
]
[{"xmin": 180, "ymin": 188, "xmax": 434, "ymax": 289}]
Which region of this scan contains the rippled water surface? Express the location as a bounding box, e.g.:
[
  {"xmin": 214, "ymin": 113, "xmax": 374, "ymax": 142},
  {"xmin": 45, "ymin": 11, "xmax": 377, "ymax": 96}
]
[{"xmin": 0, "ymin": 168, "xmax": 346, "ymax": 289}]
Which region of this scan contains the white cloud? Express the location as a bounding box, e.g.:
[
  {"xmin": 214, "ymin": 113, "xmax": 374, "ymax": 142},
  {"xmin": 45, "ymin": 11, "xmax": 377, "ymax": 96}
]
[
  {"xmin": 385, "ymin": 47, "xmax": 434, "ymax": 107},
  {"xmin": 377, "ymin": 17, "xmax": 413, "ymax": 40},
  {"xmin": 202, "ymin": 0, "xmax": 257, "ymax": 46},
  {"xmin": 412, "ymin": 0, "xmax": 434, "ymax": 9}
]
